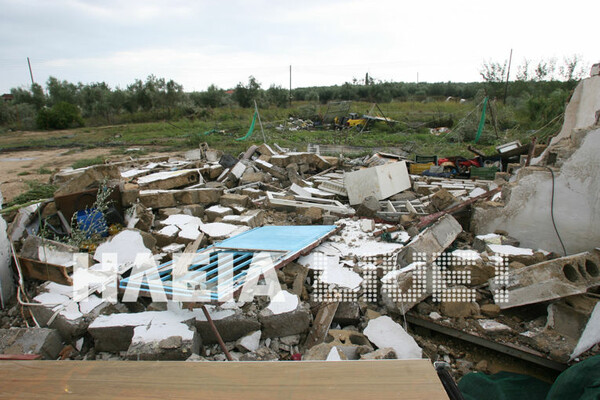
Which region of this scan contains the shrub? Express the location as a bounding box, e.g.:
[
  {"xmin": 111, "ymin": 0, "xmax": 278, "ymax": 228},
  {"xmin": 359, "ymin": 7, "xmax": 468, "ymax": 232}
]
[{"xmin": 36, "ymin": 101, "xmax": 84, "ymax": 130}]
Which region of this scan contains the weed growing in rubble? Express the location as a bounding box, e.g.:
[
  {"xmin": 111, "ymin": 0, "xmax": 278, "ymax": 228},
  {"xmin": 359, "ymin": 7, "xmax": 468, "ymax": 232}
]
[
  {"xmin": 71, "ymin": 156, "xmax": 105, "ymax": 169},
  {"xmin": 6, "ymin": 181, "xmax": 57, "ymax": 208}
]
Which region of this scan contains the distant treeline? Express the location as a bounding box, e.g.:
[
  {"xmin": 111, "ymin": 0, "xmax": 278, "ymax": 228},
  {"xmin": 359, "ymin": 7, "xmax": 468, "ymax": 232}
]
[{"xmin": 0, "ymin": 72, "xmax": 579, "ymax": 131}]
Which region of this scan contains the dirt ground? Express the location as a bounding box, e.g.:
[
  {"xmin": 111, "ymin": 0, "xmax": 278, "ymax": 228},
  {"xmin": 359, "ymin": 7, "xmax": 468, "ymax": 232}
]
[{"xmin": 0, "ymin": 146, "xmax": 176, "ymax": 203}]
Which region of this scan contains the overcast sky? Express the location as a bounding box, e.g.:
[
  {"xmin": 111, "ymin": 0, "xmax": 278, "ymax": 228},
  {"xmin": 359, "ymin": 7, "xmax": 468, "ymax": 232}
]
[{"xmin": 0, "ymin": 0, "xmax": 597, "ymax": 93}]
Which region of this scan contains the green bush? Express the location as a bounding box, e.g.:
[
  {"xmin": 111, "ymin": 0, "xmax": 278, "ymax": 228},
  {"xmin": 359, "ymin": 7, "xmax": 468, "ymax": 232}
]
[{"xmin": 36, "ymin": 101, "xmax": 84, "ymax": 130}]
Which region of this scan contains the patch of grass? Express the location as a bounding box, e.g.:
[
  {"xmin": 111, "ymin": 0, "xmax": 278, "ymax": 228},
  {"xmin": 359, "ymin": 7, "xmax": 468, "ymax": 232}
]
[
  {"xmin": 7, "ymin": 181, "xmax": 57, "ymax": 207},
  {"xmin": 37, "ymin": 167, "xmax": 53, "ymax": 174},
  {"xmin": 17, "ymin": 171, "xmax": 31, "ymax": 176},
  {"xmin": 71, "ymin": 157, "xmax": 105, "ymax": 169}
]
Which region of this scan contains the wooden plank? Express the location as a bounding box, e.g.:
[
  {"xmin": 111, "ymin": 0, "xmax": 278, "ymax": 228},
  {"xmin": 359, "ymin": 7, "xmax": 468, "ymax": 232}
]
[
  {"xmin": 304, "ymin": 302, "xmax": 339, "ymax": 349},
  {"xmin": 0, "ymin": 360, "xmax": 448, "ymax": 400},
  {"xmin": 17, "ymin": 256, "xmax": 73, "ymax": 286}
]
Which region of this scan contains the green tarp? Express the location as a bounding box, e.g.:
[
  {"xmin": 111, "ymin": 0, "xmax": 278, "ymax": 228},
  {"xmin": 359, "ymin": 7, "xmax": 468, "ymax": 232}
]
[
  {"xmin": 459, "ymin": 355, "xmax": 600, "ymax": 400},
  {"xmin": 235, "ymin": 110, "xmax": 257, "ymax": 141},
  {"xmin": 474, "ymin": 96, "xmax": 488, "ymax": 143}
]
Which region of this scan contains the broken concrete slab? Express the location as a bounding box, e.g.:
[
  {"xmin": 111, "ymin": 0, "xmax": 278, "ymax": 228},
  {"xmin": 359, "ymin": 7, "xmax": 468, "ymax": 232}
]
[
  {"xmin": 345, "ymin": 161, "xmax": 411, "ymax": 205},
  {"xmin": 126, "ymin": 322, "xmax": 200, "ymax": 361},
  {"xmin": 194, "ymin": 308, "xmax": 261, "ymax": 345},
  {"xmin": 32, "ymin": 291, "xmax": 110, "ymax": 340},
  {"xmin": 259, "ymin": 291, "xmax": 312, "ymax": 338},
  {"xmin": 397, "ymin": 214, "xmax": 462, "ymax": 266},
  {"xmin": 89, "ymin": 309, "xmax": 201, "ymax": 352},
  {"xmin": 489, "ymin": 251, "xmax": 600, "ymax": 309},
  {"xmin": 0, "ymin": 327, "xmax": 63, "ymax": 359}
]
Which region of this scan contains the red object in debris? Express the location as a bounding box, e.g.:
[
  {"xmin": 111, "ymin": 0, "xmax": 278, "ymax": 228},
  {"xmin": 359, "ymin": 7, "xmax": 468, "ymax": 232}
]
[
  {"xmin": 0, "ymin": 354, "xmax": 42, "ymax": 360},
  {"xmin": 291, "ymin": 353, "xmax": 302, "ymax": 361}
]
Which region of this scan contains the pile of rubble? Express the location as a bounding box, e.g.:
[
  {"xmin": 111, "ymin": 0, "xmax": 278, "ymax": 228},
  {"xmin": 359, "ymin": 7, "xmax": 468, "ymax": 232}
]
[{"xmin": 0, "ymin": 68, "xmax": 598, "ymax": 382}]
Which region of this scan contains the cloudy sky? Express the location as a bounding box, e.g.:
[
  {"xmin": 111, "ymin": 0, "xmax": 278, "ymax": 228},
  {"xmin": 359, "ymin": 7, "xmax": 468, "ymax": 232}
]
[{"xmin": 0, "ymin": 0, "xmax": 596, "ymax": 93}]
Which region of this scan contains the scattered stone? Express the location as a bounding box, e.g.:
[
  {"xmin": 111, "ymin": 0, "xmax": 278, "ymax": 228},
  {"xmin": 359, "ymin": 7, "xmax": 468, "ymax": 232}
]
[
  {"xmin": 360, "ymin": 347, "xmax": 397, "ymax": 360},
  {"xmin": 356, "ymin": 196, "xmax": 380, "ymax": 218},
  {"xmin": 0, "ymin": 327, "xmax": 63, "ymax": 359}
]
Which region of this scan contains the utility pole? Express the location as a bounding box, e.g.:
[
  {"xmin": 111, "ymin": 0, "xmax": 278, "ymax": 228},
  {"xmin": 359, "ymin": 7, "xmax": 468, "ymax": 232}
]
[
  {"xmin": 289, "ymin": 65, "xmax": 292, "ymax": 108},
  {"xmin": 503, "ymin": 49, "xmax": 513, "ymax": 104},
  {"xmin": 27, "ymin": 57, "xmax": 35, "ymax": 85},
  {"xmin": 417, "ymin": 72, "xmax": 419, "ymax": 84}
]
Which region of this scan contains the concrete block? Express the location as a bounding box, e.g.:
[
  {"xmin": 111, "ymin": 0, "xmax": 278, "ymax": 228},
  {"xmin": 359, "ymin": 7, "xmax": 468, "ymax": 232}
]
[
  {"xmin": 242, "ymin": 187, "xmax": 265, "ymax": 199},
  {"xmin": 333, "ymin": 302, "xmax": 361, "ymax": 325},
  {"xmin": 220, "ymin": 193, "xmax": 250, "ymax": 208},
  {"xmin": 345, "ymin": 161, "xmax": 411, "ymax": 205},
  {"xmin": 356, "ymin": 196, "xmax": 380, "ymax": 218},
  {"xmin": 222, "ymin": 210, "xmax": 263, "ymax": 228},
  {"xmin": 254, "ymin": 159, "xmax": 287, "ymax": 181},
  {"xmin": 137, "ymin": 169, "xmax": 200, "ymax": 190},
  {"xmin": 240, "ymin": 171, "xmax": 266, "ymax": 184},
  {"xmin": 195, "ymin": 312, "xmax": 261, "ymax": 345},
  {"xmin": 121, "ymin": 189, "xmax": 140, "ymax": 207},
  {"xmin": 194, "ymin": 188, "xmax": 223, "ymax": 205},
  {"xmin": 54, "ymin": 165, "xmax": 120, "ymax": 197},
  {"xmin": 205, "ymin": 205, "xmax": 233, "ymax": 222},
  {"xmin": 139, "ymin": 190, "xmax": 177, "ymax": 209},
  {"xmin": 270, "ymin": 155, "xmax": 290, "ymax": 167},
  {"xmin": 0, "ymin": 328, "xmax": 63, "ymax": 359},
  {"xmin": 489, "ymin": 252, "xmax": 600, "ymax": 309},
  {"xmin": 259, "ymin": 302, "xmax": 312, "ymax": 338}
]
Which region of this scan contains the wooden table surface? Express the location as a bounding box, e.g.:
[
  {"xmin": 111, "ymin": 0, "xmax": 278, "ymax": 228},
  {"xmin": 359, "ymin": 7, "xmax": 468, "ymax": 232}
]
[{"xmin": 0, "ymin": 359, "xmax": 449, "ymax": 399}]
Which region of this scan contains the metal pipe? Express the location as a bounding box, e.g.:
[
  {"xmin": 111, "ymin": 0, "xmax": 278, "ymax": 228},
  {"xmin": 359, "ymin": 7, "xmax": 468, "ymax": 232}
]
[{"xmin": 200, "ymin": 305, "xmax": 233, "ymax": 361}]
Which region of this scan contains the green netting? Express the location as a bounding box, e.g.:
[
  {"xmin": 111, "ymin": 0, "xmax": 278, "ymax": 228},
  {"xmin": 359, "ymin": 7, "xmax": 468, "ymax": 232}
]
[
  {"xmin": 546, "ymin": 356, "xmax": 600, "ymax": 400},
  {"xmin": 458, "ymin": 356, "xmax": 600, "ymax": 400},
  {"xmin": 203, "ymin": 128, "xmax": 219, "ymax": 135},
  {"xmin": 474, "ymin": 96, "xmax": 488, "ymax": 143},
  {"xmin": 235, "ymin": 111, "xmax": 257, "ymax": 141},
  {"xmin": 459, "ymin": 371, "xmax": 551, "ymax": 400}
]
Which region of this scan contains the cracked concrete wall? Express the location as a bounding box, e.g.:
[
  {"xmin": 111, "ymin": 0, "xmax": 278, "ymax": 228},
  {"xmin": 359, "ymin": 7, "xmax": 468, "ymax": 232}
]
[
  {"xmin": 0, "ymin": 190, "xmax": 15, "ymax": 308},
  {"xmin": 473, "ymin": 127, "xmax": 600, "ymax": 254},
  {"xmin": 472, "ymin": 72, "xmax": 600, "ymax": 255}
]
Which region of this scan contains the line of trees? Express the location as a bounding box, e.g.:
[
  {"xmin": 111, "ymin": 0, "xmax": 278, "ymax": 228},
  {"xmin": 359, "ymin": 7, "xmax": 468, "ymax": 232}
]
[{"xmin": 0, "ymin": 55, "xmax": 588, "ymax": 130}]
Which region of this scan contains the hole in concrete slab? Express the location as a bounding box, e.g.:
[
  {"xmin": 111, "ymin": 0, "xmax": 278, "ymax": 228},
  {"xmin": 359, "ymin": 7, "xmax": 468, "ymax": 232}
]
[
  {"xmin": 585, "ymin": 260, "xmax": 599, "ymax": 277},
  {"xmin": 563, "ymin": 264, "xmax": 579, "ymax": 282}
]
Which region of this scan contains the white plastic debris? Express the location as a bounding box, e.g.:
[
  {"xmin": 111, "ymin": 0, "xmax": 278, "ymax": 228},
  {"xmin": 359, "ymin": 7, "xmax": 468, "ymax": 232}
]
[
  {"xmin": 363, "ymin": 316, "xmax": 422, "ymax": 359},
  {"xmin": 266, "ymin": 291, "xmax": 298, "ymax": 315},
  {"xmin": 326, "ymin": 346, "xmax": 343, "ymax": 361}
]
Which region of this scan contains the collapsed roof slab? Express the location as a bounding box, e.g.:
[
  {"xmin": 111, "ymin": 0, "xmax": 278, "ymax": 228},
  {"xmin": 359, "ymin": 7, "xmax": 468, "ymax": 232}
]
[{"xmin": 119, "ymin": 225, "xmax": 341, "ymax": 301}]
